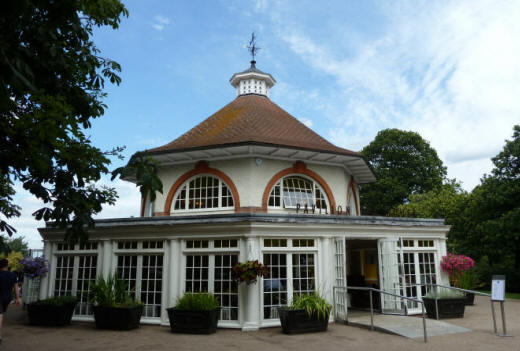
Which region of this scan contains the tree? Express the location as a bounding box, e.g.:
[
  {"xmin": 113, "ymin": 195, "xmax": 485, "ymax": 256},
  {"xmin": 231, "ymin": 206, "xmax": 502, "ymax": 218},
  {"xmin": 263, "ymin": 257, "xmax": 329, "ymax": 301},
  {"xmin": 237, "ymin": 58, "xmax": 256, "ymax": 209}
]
[
  {"xmin": 360, "ymin": 129, "xmax": 447, "ymax": 215},
  {"xmin": 389, "ymin": 180, "xmax": 470, "ymax": 252},
  {"xmin": 0, "ymin": 236, "xmax": 30, "ymax": 257},
  {"xmin": 112, "ymin": 152, "xmax": 163, "ymax": 206},
  {"xmin": 0, "ymin": 0, "xmax": 128, "ymax": 243},
  {"xmin": 462, "ymin": 126, "xmax": 520, "ymax": 269},
  {"xmin": 389, "ymin": 180, "xmax": 467, "ymax": 219}
]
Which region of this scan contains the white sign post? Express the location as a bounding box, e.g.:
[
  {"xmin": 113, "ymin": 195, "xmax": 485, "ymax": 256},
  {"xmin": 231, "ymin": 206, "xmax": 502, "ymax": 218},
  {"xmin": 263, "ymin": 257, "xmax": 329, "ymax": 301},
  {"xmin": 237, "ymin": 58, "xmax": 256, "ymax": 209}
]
[{"xmin": 491, "ymin": 275, "xmax": 511, "ymax": 337}]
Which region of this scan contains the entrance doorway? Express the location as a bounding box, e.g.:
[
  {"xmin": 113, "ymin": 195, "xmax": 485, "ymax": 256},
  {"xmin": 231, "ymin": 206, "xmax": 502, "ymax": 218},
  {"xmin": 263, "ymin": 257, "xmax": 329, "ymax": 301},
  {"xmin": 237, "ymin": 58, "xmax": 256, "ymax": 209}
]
[{"xmin": 346, "ymin": 239, "xmax": 380, "ymax": 310}]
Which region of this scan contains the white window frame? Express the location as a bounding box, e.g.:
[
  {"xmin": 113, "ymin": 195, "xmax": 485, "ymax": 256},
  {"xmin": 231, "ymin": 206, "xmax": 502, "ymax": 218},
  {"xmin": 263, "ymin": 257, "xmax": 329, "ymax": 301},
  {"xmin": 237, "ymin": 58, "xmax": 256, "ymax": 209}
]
[
  {"xmin": 398, "ymin": 238, "xmax": 440, "ymax": 312},
  {"xmin": 182, "ymin": 239, "xmax": 241, "ymax": 324},
  {"xmin": 261, "ymin": 238, "xmax": 319, "ymax": 322},
  {"xmin": 172, "ymin": 174, "xmax": 235, "ymax": 213},
  {"xmin": 267, "ymin": 174, "xmax": 329, "ymax": 212},
  {"xmin": 52, "ymin": 242, "xmax": 99, "ymax": 317},
  {"xmin": 114, "ymin": 240, "xmax": 166, "ymax": 320}
]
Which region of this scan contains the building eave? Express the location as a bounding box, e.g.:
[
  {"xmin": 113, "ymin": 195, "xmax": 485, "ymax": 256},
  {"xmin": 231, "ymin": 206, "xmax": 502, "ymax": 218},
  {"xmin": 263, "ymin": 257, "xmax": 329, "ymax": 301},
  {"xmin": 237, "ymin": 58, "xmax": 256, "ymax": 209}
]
[
  {"xmin": 139, "ymin": 141, "xmax": 376, "ymax": 184},
  {"xmin": 39, "ymin": 213, "xmax": 449, "ymax": 240}
]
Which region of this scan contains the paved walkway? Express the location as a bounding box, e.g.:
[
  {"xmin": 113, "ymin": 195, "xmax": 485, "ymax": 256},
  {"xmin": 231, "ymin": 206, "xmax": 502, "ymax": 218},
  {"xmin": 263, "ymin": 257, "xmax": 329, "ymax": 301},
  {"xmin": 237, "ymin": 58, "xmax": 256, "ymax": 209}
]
[
  {"xmin": 347, "ymin": 313, "xmax": 471, "ymax": 338},
  {"xmin": 1, "ymin": 296, "xmax": 518, "ymax": 351}
]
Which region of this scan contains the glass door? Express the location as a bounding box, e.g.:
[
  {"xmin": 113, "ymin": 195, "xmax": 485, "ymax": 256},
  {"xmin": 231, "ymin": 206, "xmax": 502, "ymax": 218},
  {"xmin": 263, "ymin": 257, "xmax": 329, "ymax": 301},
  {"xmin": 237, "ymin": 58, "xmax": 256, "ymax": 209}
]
[
  {"xmin": 378, "ymin": 238, "xmax": 405, "ymax": 314},
  {"xmin": 334, "ymin": 238, "xmax": 347, "ymax": 321}
]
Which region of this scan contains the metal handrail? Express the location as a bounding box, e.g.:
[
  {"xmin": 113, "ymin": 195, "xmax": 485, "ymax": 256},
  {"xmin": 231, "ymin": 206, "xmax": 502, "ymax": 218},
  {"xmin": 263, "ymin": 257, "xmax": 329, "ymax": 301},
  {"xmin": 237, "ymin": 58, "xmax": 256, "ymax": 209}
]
[
  {"xmin": 402, "ymin": 282, "xmax": 501, "ymax": 334},
  {"xmin": 333, "ymin": 286, "xmax": 428, "ymax": 343}
]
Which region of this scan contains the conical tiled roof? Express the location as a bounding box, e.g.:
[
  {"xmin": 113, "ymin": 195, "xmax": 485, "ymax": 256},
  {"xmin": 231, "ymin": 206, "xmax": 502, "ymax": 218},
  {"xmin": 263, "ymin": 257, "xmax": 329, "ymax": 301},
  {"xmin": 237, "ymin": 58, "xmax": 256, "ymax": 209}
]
[{"xmin": 146, "ymin": 94, "xmax": 360, "ymax": 157}]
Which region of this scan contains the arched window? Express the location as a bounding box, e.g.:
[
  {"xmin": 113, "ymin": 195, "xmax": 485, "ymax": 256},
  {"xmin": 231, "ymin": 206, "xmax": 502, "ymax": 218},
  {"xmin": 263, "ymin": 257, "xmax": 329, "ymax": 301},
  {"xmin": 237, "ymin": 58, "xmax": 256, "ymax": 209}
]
[
  {"xmin": 173, "ymin": 175, "xmax": 234, "ymax": 211},
  {"xmin": 268, "ymin": 175, "xmax": 328, "ymax": 210}
]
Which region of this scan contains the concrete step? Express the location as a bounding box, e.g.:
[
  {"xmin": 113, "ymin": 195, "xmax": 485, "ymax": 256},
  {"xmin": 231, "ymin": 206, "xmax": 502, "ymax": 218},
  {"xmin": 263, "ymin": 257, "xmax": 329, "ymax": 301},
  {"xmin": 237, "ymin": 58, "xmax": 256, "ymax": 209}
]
[{"xmin": 346, "ymin": 313, "xmax": 471, "ymax": 339}]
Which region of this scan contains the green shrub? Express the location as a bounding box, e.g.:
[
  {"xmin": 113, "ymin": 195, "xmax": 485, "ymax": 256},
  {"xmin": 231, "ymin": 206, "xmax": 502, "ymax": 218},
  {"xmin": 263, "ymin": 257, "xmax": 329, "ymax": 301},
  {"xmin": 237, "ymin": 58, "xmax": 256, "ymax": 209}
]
[
  {"xmin": 424, "ymin": 289, "xmax": 465, "ymax": 299},
  {"xmin": 88, "ymin": 274, "xmax": 141, "ymax": 307},
  {"xmin": 173, "ymin": 293, "xmax": 220, "ymax": 311},
  {"xmin": 457, "ymin": 269, "xmax": 483, "ymax": 290},
  {"xmin": 286, "ymin": 292, "xmax": 332, "ymax": 320},
  {"xmin": 36, "ymin": 295, "xmax": 77, "ymax": 306}
]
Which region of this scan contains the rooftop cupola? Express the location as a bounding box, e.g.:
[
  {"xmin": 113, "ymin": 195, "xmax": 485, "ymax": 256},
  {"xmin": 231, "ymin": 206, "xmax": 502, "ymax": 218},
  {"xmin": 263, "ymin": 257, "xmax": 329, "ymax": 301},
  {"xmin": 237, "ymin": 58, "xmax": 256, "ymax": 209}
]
[
  {"xmin": 229, "ymin": 60, "xmax": 276, "ymax": 97},
  {"xmin": 229, "ymin": 33, "xmax": 276, "ymax": 98}
]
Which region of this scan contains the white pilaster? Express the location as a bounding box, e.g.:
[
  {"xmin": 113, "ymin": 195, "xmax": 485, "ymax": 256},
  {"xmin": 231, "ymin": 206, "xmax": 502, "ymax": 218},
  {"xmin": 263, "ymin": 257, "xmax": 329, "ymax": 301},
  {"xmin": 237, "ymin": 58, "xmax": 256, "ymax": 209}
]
[
  {"xmin": 241, "ymin": 236, "xmax": 261, "ymax": 331},
  {"xmin": 100, "ymin": 239, "xmax": 113, "ymax": 278},
  {"xmin": 39, "ymin": 241, "xmax": 53, "ymax": 299}
]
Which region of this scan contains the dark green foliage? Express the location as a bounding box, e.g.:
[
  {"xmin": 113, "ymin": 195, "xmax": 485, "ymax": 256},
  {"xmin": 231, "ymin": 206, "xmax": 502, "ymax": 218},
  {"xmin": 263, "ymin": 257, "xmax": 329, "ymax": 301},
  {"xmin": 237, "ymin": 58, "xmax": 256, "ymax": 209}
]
[
  {"xmin": 174, "ymin": 293, "xmax": 220, "ymax": 311},
  {"xmin": 451, "ymin": 126, "xmax": 520, "ymax": 281},
  {"xmin": 360, "ymin": 129, "xmax": 447, "ymax": 215},
  {"xmin": 286, "ymin": 292, "xmax": 332, "ymax": 320},
  {"xmin": 35, "ymin": 295, "xmax": 77, "ymax": 306},
  {"xmin": 0, "ymin": 235, "xmax": 30, "ymax": 256},
  {"xmin": 0, "ymin": 0, "xmax": 129, "ymax": 243},
  {"xmin": 89, "ymin": 275, "xmax": 141, "ymax": 307},
  {"xmin": 112, "ymin": 152, "xmax": 163, "ymax": 203}
]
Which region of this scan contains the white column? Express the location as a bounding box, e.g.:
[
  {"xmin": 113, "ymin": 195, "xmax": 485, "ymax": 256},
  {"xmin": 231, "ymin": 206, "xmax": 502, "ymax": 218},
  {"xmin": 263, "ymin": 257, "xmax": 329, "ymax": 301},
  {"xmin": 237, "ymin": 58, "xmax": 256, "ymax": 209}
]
[
  {"xmin": 320, "ymin": 237, "xmax": 334, "ymax": 305},
  {"xmin": 168, "ymin": 239, "xmax": 181, "ymax": 308},
  {"xmin": 160, "ymin": 240, "xmax": 171, "ymax": 325},
  {"xmin": 39, "ymin": 241, "xmax": 53, "ymax": 299},
  {"xmin": 100, "ymin": 239, "xmax": 113, "ymax": 278},
  {"xmin": 47, "ymin": 243, "xmax": 57, "ymax": 298},
  {"xmin": 241, "ymin": 236, "xmax": 260, "ymax": 331},
  {"xmin": 437, "ymin": 238, "xmax": 450, "ymax": 285}
]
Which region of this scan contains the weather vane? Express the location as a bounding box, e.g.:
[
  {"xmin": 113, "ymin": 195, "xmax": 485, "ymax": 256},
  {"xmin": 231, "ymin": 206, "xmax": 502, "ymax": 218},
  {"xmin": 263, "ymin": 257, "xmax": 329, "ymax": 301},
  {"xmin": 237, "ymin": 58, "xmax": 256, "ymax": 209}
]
[{"xmin": 247, "ymin": 32, "xmax": 261, "ymax": 62}]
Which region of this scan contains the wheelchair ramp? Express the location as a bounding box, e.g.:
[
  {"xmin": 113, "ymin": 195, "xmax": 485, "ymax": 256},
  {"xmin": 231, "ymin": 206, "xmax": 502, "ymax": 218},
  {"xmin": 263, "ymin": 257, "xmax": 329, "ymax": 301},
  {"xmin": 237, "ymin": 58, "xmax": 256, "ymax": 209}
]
[{"xmin": 347, "ymin": 313, "xmax": 471, "ymax": 339}]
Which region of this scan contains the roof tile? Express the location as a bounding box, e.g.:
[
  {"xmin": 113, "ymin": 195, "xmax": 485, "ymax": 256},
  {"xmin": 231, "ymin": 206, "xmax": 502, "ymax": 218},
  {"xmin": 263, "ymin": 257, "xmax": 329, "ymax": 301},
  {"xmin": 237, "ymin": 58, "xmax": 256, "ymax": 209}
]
[{"xmin": 146, "ymin": 94, "xmax": 360, "ymax": 157}]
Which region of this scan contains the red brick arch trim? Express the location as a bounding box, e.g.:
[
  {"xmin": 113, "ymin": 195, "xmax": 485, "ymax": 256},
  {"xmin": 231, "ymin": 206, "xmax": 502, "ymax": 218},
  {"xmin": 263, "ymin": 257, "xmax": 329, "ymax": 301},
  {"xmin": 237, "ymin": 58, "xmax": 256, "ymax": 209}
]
[
  {"xmin": 347, "ymin": 178, "xmax": 360, "ymax": 216},
  {"xmin": 163, "ymin": 161, "xmax": 240, "ymax": 214},
  {"xmin": 261, "ymin": 161, "xmax": 337, "ymax": 214}
]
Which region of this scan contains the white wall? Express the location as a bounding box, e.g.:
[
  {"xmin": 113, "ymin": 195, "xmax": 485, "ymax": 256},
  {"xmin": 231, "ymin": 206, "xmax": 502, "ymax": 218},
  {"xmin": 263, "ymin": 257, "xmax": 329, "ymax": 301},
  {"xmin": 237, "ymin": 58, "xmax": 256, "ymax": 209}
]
[{"xmin": 146, "ymin": 157, "xmax": 355, "ymax": 216}]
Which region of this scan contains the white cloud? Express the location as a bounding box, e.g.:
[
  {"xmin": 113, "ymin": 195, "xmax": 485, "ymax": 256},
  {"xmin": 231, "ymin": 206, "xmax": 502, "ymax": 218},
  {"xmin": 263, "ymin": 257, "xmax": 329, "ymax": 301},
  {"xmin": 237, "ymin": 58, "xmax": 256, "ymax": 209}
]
[
  {"xmin": 256, "ymin": 0, "xmax": 520, "ymax": 190},
  {"xmin": 151, "ymin": 15, "xmax": 170, "ymax": 31},
  {"xmin": 4, "ymin": 178, "xmax": 140, "ymax": 249},
  {"xmin": 298, "ymin": 117, "xmax": 313, "ymax": 128}
]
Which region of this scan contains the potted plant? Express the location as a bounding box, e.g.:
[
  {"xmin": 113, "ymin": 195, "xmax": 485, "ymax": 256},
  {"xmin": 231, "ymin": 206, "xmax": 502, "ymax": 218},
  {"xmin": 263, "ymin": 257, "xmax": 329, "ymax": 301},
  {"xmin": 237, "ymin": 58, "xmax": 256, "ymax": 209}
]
[
  {"xmin": 166, "ymin": 293, "xmax": 220, "ymax": 334},
  {"xmin": 440, "ymin": 253, "xmax": 477, "ymax": 306},
  {"xmin": 278, "ymin": 292, "xmax": 332, "ymax": 334},
  {"xmin": 89, "ymin": 275, "xmax": 143, "ymax": 330},
  {"xmin": 422, "ymin": 289, "xmax": 466, "ymax": 319},
  {"xmin": 231, "ymin": 260, "xmax": 269, "ymax": 285},
  {"xmin": 27, "ymin": 295, "xmax": 77, "ymax": 326},
  {"xmin": 457, "ymin": 269, "xmax": 482, "ymax": 305}
]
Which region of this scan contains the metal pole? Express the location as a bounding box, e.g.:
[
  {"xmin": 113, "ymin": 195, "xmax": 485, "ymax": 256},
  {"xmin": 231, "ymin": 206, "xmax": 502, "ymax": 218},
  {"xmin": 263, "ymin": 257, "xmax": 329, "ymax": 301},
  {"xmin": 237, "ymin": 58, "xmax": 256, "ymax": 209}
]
[
  {"xmin": 369, "ymin": 289, "xmax": 374, "ymax": 331},
  {"xmin": 333, "ymin": 287, "xmax": 337, "ymax": 321},
  {"xmin": 491, "ymin": 300, "xmax": 498, "ymax": 334},
  {"xmin": 434, "ymin": 286, "xmax": 439, "ymax": 320},
  {"xmin": 421, "ymin": 303, "xmax": 428, "ymax": 343},
  {"xmin": 499, "ymin": 301, "xmax": 510, "ymax": 336}
]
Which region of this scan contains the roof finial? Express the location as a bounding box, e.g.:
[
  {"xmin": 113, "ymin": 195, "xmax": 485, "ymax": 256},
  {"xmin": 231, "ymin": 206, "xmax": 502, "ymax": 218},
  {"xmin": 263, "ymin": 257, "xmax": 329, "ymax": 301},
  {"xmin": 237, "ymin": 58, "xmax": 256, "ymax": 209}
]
[{"xmin": 247, "ymin": 32, "xmax": 261, "ymax": 64}]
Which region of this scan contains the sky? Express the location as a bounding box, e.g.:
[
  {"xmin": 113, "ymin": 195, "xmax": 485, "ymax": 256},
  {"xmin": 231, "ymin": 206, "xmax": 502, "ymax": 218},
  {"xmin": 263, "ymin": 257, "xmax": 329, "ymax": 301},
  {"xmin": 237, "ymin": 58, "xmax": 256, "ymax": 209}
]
[{"xmin": 6, "ymin": 0, "xmax": 520, "ymax": 249}]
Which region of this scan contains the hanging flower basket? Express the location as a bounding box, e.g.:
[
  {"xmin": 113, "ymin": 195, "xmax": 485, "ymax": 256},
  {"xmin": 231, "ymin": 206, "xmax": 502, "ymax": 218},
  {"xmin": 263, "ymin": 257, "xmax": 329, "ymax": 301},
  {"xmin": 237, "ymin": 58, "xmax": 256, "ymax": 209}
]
[
  {"xmin": 231, "ymin": 260, "xmax": 269, "ymax": 285},
  {"xmin": 18, "ymin": 256, "xmax": 49, "ymax": 279}
]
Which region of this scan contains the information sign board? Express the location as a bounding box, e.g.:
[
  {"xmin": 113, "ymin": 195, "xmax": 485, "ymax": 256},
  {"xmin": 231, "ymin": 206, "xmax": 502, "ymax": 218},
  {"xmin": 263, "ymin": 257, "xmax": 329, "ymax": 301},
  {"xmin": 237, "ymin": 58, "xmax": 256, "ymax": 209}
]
[{"xmin": 491, "ymin": 275, "xmax": 506, "ymax": 302}]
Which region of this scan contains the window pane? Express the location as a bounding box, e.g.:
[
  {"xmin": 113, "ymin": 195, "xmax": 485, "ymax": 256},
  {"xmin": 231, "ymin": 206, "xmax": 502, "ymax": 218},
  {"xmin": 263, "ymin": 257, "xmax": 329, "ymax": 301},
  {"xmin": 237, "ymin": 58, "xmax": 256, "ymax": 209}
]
[
  {"xmin": 292, "ymin": 253, "xmax": 316, "ymax": 296},
  {"xmin": 263, "ymin": 254, "xmax": 288, "ymax": 319},
  {"xmin": 214, "ymin": 254, "xmax": 239, "ymax": 321}
]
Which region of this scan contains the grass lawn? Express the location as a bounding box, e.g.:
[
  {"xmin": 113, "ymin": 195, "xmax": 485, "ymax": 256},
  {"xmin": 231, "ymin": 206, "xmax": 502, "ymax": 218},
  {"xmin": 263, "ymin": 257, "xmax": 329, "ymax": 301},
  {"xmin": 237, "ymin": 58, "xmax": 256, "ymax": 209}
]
[{"xmin": 478, "ymin": 290, "xmax": 520, "ymax": 299}]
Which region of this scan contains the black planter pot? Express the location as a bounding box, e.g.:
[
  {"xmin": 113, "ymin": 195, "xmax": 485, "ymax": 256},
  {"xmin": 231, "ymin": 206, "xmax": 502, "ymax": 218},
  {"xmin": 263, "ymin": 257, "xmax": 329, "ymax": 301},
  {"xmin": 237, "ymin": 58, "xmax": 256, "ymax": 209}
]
[
  {"xmin": 27, "ymin": 302, "xmax": 77, "ymax": 327},
  {"xmin": 422, "ymin": 297, "xmax": 466, "ymax": 319},
  {"xmin": 93, "ymin": 305, "xmax": 143, "ymax": 330},
  {"xmin": 166, "ymin": 308, "xmax": 220, "ymax": 334},
  {"xmin": 278, "ymin": 309, "xmax": 329, "ymax": 334},
  {"xmin": 464, "ymin": 293, "xmax": 475, "ymax": 306}
]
